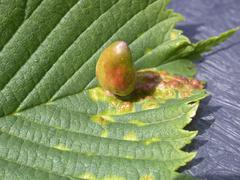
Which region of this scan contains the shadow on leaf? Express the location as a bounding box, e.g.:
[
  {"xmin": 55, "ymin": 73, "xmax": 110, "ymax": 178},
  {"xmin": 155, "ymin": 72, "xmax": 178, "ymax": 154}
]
[{"xmin": 117, "ymin": 71, "xmax": 161, "ymax": 102}]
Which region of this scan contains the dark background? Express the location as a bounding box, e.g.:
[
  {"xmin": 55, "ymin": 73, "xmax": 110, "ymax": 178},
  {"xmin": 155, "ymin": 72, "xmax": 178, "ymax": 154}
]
[{"xmin": 169, "ymin": 0, "xmax": 240, "ymax": 180}]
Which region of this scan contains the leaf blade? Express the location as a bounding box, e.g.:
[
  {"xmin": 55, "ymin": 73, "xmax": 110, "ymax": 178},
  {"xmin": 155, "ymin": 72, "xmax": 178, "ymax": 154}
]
[{"xmin": 0, "ymin": 0, "xmax": 237, "ymax": 179}]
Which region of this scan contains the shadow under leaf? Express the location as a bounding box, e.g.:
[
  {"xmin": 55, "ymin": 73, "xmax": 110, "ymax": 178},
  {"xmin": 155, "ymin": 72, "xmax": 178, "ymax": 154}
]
[
  {"xmin": 178, "ymin": 96, "xmax": 221, "ymax": 172},
  {"xmin": 177, "ymin": 23, "xmax": 204, "ymax": 43},
  {"xmin": 118, "ymin": 71, "xmax": 161, "ymax": 102}
]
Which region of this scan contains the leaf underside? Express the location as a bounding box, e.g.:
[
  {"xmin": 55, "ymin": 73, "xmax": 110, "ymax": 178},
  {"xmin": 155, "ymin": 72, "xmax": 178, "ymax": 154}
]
[{"xmin": 0, "ymin": 0, "xmax": 237, "ymax": 179}]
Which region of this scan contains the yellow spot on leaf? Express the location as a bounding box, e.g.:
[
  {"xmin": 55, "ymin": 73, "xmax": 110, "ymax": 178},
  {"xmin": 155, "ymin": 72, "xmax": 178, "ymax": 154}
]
[
  {"xmin": 144, "ymin": 137, "xmax": 160, "ymax": 145},
  {"xmin": 80, "ymin": 172, "xmax": 96, "ymax": 180},
  {"xmin": 140, "ymin": 175, "xmax": 155, "ymax": 180},
  {"xmin": 170, "ymin": 31, "xmax": 178, "ymax": 40},
  {"xmin": 129, "ymin": 120, "xmax": 145, "ymax": 127},
  {"xmin": 53, "ymin": 144, "xmax": 70, "ymax": 151},
  {"xmin": 141, "ymin": 99, "xmax": 160, "ymax": 110},
  {"xmin": 101, "ymin": 130, "xmax": 109, "ymax": 137},
  {"xmin": 187, "ymin": 102, "xmax": 199, "ymax": 118},
  {"xmin": 101, "ymin": 176, "xmax": 125, "ymax": 180},
  {"xmin": 118, "ymin": 102, "xmax": 133, "ymax": 113},
  {"xmin": 154, "ymin": 88, "xmax": 176, "ymax": 99},
  {"xmin": 92, "ymin": 115, "xmax": 114, "ymax": 126},
  {"xmin": 144, "ymin": 48, "xmax": 152, "ymax": 55},
  {"xmin": 89, "ymin": 87, "xmax": 107, "ymax": 101},
  {"xmin": 89, "ymin": 87, "xmax": 134, "ymax": 115},
  {"xmin": 89, "ymin": 69, "xmax": 203, "ymax": 118},
  {"xmin": 124, "ymin": 155, "xmax": 134, "ymax": 159},
  {"xmin": 123, "ymin": 132, "xmax": 137, "ymax": 141}
]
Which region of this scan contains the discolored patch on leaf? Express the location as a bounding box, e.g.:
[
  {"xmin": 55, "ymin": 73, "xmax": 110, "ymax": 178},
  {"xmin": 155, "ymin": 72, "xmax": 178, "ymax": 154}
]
[
  {"xmin": 101, "ymin": 176, "xmax": 125, "ymax": 180},
  {"xmin": 89, "ymin": 87, "xmax": 135, "ymax": 114},
  {"xmin": 101, "ymin": 130, "xmax": 109, "ymax": 138},
  {"xmin": 144, "ymin": 137, "xmax": 161, "ymax": 145},
  {"xmin": 123, "ymin": 131, "xmax": 138, "ymax": 141},
  {"xmin": 79, "ymin": 172, "xmax": 96, "ymax": 180},
  {"xmin": 89, "ymin": 69, "xmax": 204, "ymax": 114},
  {"xmin": 53, "ymin": 143, "xmax": 71, "ymax": 152},
  {"xmin": 91, "ymin": 115, "xmax": 114, "ymax": 126},
  {"xmin": 129, "ymin": 119, "xmax": 146, "ymax": 126},
  {"xmin": 140, "ymin": 175, "xmax": 155, "ymax": 180}
]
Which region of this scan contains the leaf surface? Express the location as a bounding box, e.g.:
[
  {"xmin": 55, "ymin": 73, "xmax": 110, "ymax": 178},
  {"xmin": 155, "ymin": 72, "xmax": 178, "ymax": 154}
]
[{"xmin": 0, "ymin": 0, "xmax": 237, "ymax": 179}]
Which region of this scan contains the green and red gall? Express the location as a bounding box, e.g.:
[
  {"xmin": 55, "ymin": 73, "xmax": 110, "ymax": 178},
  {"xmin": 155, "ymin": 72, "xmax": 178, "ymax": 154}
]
[{"xmin": 96, "ymin": 41, "xmax": 136, "ymax": 96}]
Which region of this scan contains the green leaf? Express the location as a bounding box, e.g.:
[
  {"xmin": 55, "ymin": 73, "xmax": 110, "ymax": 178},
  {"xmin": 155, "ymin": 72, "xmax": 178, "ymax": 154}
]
[
  {"xmin": 193, "ymin": 27, "xmax": 239, "ymax": 54},
  {"xmin": 185, "ymin": 27, "xmax": 239, "ymax": 60},
  {"xmin": 0, "ymin": 0, "xmax": 51, "ymax": 51},
  {"xmin": 156, "ymin": 59, "xmax": 197, "ymax": 77},
  {"xmin": 0, "ymin": 0, "xmax": 236, "ymax": 179}
]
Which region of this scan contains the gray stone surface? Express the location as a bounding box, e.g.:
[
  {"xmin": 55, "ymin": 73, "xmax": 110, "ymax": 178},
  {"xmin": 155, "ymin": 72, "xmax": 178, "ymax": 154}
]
[{"xmin": 169, "ymin": 0, "xmax": 240, "ymax": 179}]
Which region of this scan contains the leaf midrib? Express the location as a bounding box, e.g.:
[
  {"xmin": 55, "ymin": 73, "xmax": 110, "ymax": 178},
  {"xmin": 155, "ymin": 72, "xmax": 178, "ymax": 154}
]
[{"xmin": 0, "ymin": 0, "xmax": 179, "ymax": 119}]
